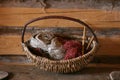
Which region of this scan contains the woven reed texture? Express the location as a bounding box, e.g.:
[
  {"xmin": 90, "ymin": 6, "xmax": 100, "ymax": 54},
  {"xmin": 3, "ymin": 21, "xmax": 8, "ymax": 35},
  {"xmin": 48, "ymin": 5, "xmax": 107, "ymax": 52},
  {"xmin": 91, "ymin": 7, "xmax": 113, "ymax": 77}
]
[
  {"xmin": 23, "ymin": 40, "xmax": 98, "ymax": 73},
  {"xmin": 21, "ymin": 16, "xmax": 99, "ymax": 73}
]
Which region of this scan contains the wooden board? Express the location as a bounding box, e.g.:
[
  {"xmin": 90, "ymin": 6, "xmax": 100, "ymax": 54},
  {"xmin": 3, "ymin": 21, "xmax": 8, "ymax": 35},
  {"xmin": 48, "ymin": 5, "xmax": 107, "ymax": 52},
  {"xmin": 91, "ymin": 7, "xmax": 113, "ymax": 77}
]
[
  {"xmin": 0, "ymin": 8, "xmax": 120, "ymax": 29},
  {"xmin": 0, "ymin": 35, "xmax": 120, "ymax": 56},
  {"xmin": 0, "ymin": 8, "xmax": 120, "ymax": 56},
  {"xmin": 0, "ymin": 64, "xmax": 120, "ymax": 80},
  {"xmin": 0, "ymin": 55, "xmax": 120, "ymax": 64}
]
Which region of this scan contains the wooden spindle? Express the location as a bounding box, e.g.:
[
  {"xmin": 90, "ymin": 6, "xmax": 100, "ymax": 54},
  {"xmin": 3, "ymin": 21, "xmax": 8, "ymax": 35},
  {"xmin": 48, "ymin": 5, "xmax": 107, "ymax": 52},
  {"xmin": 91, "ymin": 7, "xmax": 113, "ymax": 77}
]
[
  {"xmin": 86, "ymin": 36, "xmax": 94, "ymax": 50},
  {"xmin": 86, "ymin": 31, "xmax": 96, "ymax": 50},
  {"xmin": 82, "ymin": 26, "xmax": 86, "ymax": 55}
]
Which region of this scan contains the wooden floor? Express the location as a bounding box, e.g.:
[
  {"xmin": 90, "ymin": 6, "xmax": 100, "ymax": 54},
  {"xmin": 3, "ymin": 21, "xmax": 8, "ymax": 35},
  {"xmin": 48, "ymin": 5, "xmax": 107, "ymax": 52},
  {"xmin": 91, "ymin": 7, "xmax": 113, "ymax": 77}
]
[
  {"xmin": 0, "ymin": 64, "xmax": 120, "ymax": 80},
  {"xmin": 0, "ymin": 56, "xmax": 120, "ymax": 80}
]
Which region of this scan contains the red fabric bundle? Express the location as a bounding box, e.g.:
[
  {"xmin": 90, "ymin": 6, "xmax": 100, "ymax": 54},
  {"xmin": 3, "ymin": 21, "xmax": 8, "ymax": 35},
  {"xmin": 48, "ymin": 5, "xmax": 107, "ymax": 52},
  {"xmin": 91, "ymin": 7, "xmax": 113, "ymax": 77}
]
[
  {"xmin": 63, "ymin": 40, "xmax": 82, "ymax": 50},
  {"xmin": 63, "ymin": 40, "xmax": 82, "ymax": 60}
]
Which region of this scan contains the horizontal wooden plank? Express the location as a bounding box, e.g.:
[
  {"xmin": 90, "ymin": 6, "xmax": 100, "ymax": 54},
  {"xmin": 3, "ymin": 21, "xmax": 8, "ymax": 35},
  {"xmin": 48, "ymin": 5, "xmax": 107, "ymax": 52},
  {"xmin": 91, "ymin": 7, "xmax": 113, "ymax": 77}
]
[
  {"xmin": 0, "ymin": 35, "xmax": 30, "ymax": 55},
  {"xmin": 0, "ymin": 62, "xmax": 120, "ymax": 69},
  {"xmin": 0, "ymin": 8, "xmax": 100, "ymax": 14},
  {"xmin": 0, "ymin": 0, "xmax": 119, "ymax": 9},
  {"xmin": 0, "ymin": 64, "xmax": 120, "ymax": 80},
  {"xmin": 0, "ymin": 8, "xmax": 120, "ymax": 28},
  {"xmin": 0, "ymin": 35, "xmax": 120, "ymax": 56},
  {"xmin": 0, "ymin": 27, "xmax": 119, "ymax": 35},
  {"xmin": 0, "ymin": 55, "xmax": 120, "ymax": 64},
  {"xmin": 98, "ymin": 36, "xmax": 120, "ymax": 56}
]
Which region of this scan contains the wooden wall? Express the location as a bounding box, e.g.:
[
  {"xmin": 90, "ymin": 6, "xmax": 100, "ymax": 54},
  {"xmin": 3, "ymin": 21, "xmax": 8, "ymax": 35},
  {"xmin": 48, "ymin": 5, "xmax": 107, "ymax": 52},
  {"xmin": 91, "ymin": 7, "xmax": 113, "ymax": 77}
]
[{"xmin": 0, "ymin": 0, "xmax": 120, "ymax": 56}]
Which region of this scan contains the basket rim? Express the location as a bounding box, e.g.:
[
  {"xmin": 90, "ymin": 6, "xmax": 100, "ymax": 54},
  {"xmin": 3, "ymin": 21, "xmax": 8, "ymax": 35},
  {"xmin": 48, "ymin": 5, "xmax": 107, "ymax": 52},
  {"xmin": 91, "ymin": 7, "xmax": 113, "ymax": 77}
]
[{"xmin": 22, "ymin": 40, "xmax": 98, "ymax": 64}]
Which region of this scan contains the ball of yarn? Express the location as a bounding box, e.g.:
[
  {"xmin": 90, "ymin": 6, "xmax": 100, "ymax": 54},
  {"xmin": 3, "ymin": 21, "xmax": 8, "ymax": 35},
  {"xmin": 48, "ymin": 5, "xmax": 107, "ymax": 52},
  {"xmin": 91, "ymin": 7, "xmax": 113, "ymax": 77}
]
[
  {"xmin": 63, "ymin": 40, "xmax": 82, "ymax": 50},
  {"xmin": 63, "ymin": 40, "xmax": 82, "ymax": 60},
  {"xmin": 64, "ymin": 47, "xmax": 77, "ymax": 60},
  {"xmin": 30, "ymin": 37, "xmax": 48, "ymax": 51},
  {"xmin": 48, "ymin": 37, "xmax": 65, "ymax": 60}
]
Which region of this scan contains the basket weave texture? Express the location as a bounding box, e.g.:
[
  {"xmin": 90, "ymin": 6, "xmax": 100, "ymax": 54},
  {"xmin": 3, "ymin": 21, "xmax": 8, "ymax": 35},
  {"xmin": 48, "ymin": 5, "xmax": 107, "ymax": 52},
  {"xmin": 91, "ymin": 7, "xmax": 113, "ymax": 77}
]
[{"xmin": 22, "ymin": 16, "xmax": 99, "ymax": 73}]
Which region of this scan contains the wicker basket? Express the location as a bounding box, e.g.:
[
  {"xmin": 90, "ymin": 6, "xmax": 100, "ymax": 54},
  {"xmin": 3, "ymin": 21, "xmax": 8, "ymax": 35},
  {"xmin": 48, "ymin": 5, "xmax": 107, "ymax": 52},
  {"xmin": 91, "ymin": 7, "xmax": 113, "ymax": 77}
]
[{"xmin": 21, "ymin": 16, "xmax": 99, "ymax": 73}]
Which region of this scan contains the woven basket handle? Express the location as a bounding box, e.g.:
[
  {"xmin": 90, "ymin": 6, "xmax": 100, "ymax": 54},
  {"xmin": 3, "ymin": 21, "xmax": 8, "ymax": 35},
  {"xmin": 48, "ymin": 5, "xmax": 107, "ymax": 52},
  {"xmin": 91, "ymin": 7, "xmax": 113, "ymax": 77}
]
[{"xmin": 22, "ymin": 15, "xmax": 98, "ymax": 43}]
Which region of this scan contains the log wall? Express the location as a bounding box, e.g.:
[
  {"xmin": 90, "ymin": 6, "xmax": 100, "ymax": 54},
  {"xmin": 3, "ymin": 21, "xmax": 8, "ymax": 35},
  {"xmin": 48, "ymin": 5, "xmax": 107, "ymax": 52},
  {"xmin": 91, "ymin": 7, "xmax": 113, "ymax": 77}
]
[{"xmin": 0, "ymin": 0, "xmax": 120, "ymax": 56}]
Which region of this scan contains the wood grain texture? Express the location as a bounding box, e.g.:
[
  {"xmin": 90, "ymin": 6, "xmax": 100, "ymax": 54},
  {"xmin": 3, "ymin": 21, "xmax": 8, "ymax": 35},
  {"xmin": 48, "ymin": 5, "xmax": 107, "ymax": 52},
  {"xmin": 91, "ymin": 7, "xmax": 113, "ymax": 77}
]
[
  {"xmin": 0, "ymin": 64, "xmax": 120, "ymax": 80},
  {"xmin": 98, "ymin": 36, "xmax": 120, "ymax": 56},
  {"xmin": 0, "ymin": 35, "xmax": 30, "ymax": 55},
  {"xmin": 0, "ymin": 0, "xmax": 119, "ymax": 9},
  {"xmin": 0, "ymin": 35, "xmax": 120, "ymax": 56},
  {"xmin": 0, "ymin": 8, "xmax": 120, "ymax": 56},
  {"xmin": 0, "ymin": 55, "xmax": 120, "ymax": 64},
  {"xmin": 0, "ymin": 8, "xmax": 120, "ymax": 29}
]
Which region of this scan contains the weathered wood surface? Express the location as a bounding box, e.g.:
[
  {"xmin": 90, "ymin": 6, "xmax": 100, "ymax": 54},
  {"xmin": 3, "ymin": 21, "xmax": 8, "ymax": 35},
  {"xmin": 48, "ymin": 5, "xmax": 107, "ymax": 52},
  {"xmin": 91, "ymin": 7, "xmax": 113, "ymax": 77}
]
[
  {"xmin": 0, "ymin": 1, "xmax": 120, "ymax": 80},
  {"xmin": 0, "ymin": 35, "xmax": 119, "ymax": 56},
  {"xmin": 0, "ymin": 0, "xmax": 120, "ymax": 10},
  {"xmin": 0, "ymin": 8, "xmax": 120, "ymax": 56},
  {"xmin": 0, "ymin": 27, "xmax": 120, "ymax": 56},
  {"xmin": 0, "ymin": 55, "xmax": 119, "ymax": 80},
  {"xmin": 0, "ymin": 8, "xmax": 120, "ymax": 29},
  {"xmin": 0, "ymin": 55, "xmax": 120, "ymax": 65},
  {"xmin": 0, "ymin": 64, "xmax": 120, "ymax": 80}
]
